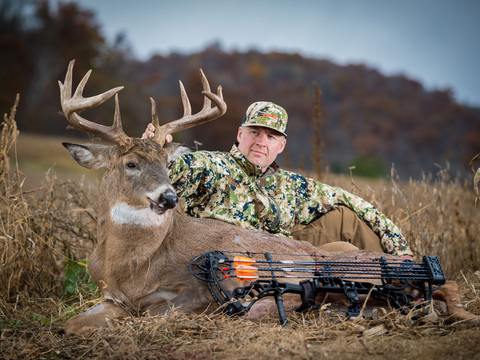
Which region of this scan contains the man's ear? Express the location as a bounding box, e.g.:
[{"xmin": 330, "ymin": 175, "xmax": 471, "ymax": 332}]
[
  {"xmin": 236, "ymin": 126, "xmax": 243, "ymax": 143},
  {"xmin": 278, "ymin": 138, "xmax": 287, "ymax": 154},
  {"xmin": 164, "ymin": 142, "xmax": 193, "ymax": 161},
  {"xmin": 62, "ymin": 142, "xmax": 112, "ymax": 169}
]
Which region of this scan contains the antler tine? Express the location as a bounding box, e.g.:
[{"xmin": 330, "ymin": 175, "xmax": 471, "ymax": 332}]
[
  {"xmin": 111, "ymin": 94, "xmax": 132, "ymax": 148},
  {"xmin": 199, "ymin": 68, "xmax": 212, "ymax": 109},
  {"xmin": 152, "ymin": 69, "xmax": 227, "ymax": 144},
  {"xmin": 58, "ymin": 60, "xmax": 132, "ymax": 149},
  {"xmin": 150, "ymin": 97, "xmax": 167, "ymax": 146},
  {"xmin": 179, "ymin": 81, "xmax": 192, "ymax": 117},
  {"xmin": 150, "ymin": 97, "xmax": 161, "ymax": 128},
  {"xmin": 59, "ymin": 59, "xmax": 74, "ymax": 106}
]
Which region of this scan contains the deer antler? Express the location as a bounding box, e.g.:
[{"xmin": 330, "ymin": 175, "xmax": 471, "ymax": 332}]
[
  {"xmin": 150, "ymin": 69, "xmax": 227, "ymax": 146},
  {"xmin": 58, "ymin": 60, "xmax": 133, "ymax": 149}
]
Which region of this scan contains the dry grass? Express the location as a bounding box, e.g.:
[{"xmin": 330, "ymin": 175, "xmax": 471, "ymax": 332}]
[
  {"xmin": 2, "ymin": 299, "xmax": 480, "ymax": 359},
  {"xmin": 1, "ymin": 97, "xmax": 479, "ymax": 359},
  {"xmin": 0, "ymin": 96, "xmax": 98, "ymax": 318}
]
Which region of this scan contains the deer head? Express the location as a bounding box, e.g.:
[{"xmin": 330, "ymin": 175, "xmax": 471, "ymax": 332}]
[{"xmin": 59, "ymin": 60, "xmax": 226, "ymax": 219}]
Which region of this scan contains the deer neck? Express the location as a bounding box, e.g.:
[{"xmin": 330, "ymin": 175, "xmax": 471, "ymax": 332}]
[
  {"xmin": 89, "ymin": 195, "xmax": 177, "ymax": 296},
  {"xmin": 97, "ymin": 198, "xmax": 175, "ymax": 246}
]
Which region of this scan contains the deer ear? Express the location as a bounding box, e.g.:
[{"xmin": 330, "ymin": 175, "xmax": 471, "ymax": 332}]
[
  {"xmin": 62, "ymin": 142, "xmax": 111, "ymax": 169},
  {"xmin": 164, "ymin": 142, "xmax": 193, "ymax": 161}
]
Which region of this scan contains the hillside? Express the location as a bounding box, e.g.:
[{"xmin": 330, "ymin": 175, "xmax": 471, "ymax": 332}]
[{"xmin": 126, "ymin": 46, "xmax": 480, "ymax": 178}]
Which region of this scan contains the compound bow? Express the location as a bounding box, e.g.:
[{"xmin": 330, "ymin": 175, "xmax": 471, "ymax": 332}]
[{"xmin": 190, "ymin": 250, "xmax": 445, "ymax": 326}]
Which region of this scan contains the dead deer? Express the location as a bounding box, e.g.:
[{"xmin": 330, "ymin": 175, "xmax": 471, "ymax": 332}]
[{"xmin": 59, "ymin": 60, "xmax": 479, "ymax": 335}]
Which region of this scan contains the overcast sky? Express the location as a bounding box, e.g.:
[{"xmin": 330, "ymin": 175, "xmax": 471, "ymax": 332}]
[{"xmin": 72, "ymin": 0, "xmax": 480, "ymax": 107}]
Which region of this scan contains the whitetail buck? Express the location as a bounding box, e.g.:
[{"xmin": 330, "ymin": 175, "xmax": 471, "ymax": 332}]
[{"xmin": 59, "ymin": 60, "xmax": 478, "ymax": 335}]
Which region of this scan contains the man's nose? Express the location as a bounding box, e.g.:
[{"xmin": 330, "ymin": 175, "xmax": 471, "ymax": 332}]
[{"xmin": 255, "ymin": 133, "xmax": 268, "ymax": 146}]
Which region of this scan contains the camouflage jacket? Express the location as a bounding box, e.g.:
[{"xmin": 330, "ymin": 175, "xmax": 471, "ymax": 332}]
[{"xmin": 169, "ymin": 145, "xmax": 412, "ymax": 256}]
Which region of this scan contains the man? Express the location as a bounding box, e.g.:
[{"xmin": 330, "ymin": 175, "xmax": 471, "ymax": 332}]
[{"xmin": 143, "ymin": 101, "xmax": 412, "ymax": 258}]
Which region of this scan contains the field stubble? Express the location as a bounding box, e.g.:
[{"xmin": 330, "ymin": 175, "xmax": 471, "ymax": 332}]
[{"xmin": 1, "ymin": 97, "xmax": 480, "ymax": 359}]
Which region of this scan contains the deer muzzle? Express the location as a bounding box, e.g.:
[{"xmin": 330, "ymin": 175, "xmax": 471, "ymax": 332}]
[{"xmin": 148, "ymin": 189, "xmax": 178, "ymax": 215}]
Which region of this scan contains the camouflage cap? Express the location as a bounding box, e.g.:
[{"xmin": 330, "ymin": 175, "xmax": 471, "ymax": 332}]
[{"xmin": 242, "ymin": 101, "xmax": 288, "ymax": 137}]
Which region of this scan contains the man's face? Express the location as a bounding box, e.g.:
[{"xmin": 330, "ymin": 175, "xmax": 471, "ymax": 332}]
[{"xmin": 237, "ymin": 126, "xmax": 286, "ymax": 171}]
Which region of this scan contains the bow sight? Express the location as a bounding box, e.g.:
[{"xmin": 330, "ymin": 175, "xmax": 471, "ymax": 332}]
[{"xmin": 190, "ymin": 250, "xmax": 446, "ymax": 326}]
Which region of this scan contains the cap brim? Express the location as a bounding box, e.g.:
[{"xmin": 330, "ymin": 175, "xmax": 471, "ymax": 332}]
[{"xmin": 242, "ymin": 123, "xmax": 287, "ymax": 137}]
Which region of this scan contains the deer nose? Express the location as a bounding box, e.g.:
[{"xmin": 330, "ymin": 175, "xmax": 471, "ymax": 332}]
[{"xmin": 159, "ymin": 190, "xmax": 178, "ymax": 209}]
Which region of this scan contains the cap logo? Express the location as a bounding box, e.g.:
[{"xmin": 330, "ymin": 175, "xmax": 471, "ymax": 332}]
[{"xmin": 259, "ymin": 112, "xmax": 278, "ymax": 121}]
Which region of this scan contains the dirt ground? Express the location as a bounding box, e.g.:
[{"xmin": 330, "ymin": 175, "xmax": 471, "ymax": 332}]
[{"xmin": 2, "ymin": 294, "xmax": 480, "ymax": 360}]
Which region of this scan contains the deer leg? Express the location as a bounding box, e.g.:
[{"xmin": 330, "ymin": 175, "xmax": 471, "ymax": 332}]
[
  {"xmin": 247, "ymin": 297, "xmax": 300, "ymax": 321},
  {"xmin": 65, "ymin": 300, "xmax": 128, "ymax": 335},
  {"xmin": 318, "ymin": 241, "xmax": 359, "ymax": 252},
  {"xmin": 433, "ymin": 280, "xmax": 480, "ymax": 324},
  {"xmin": 248, "ymin": 298, "xmax": 278, "ymax": 320}
]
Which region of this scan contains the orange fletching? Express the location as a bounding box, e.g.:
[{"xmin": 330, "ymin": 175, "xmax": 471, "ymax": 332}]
[
  {"xmin": 234, "ymin": 256, "xmax": 255, "ymax": 267},
  {"xmin": 235, "ymin": 264, "xmax": 258, "ymax": 281}
]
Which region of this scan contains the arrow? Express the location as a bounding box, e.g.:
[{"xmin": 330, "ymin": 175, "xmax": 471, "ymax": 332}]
[
  {"xmin": 231, "ymin": 256, "xmax": 429, "ymax": 277},
  {"xmin": 222, "ymin": 273, "xmax": 328, "ymax": 281},
  {"xmin": 233, "ymin": 255, "xmax": 422, "ymax": 269}
]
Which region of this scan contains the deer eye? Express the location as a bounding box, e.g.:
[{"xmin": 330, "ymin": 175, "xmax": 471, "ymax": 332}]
[{"xmin": 126, "ymin": 162, "xmax": 136, "ymax": 168}]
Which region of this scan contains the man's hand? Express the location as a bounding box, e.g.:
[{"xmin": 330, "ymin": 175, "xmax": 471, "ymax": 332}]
[{"xmin": 141, "ymin": 123, "xmax": 173, "ymax": 143}]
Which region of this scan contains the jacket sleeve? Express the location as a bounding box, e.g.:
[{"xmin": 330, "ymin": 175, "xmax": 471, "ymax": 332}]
[
  {"xmin": 297, "ymin": 178, "xmax": 412, "ymax": 256},
  {"xmin": 168, "ymin": 152, "xmax": 215, "ymax": 198}
]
